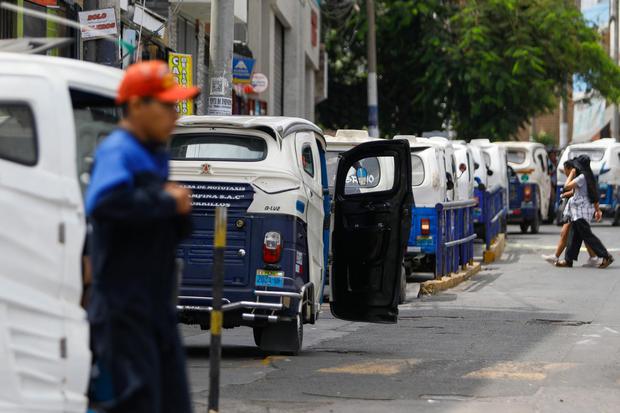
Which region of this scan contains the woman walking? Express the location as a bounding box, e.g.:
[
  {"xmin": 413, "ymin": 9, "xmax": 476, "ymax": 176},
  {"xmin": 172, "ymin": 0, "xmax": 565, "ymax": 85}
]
[{"xmin": 556, "ymin": 155, "xmax": 614, "ymax": 268}]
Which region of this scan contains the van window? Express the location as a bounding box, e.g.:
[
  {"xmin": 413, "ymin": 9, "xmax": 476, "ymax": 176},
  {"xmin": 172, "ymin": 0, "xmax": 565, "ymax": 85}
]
[
  {"xmin": 0, "ymin": 103, "xmax": 37, "ymax": 165},
  {"xmin": 536, "ymin": 153, "xmax": 547, "ymax": 173},
  {"xmin": 70, "ymin": 89, "xmax": 120, "ymax": 194},
  {"xmin": 411, "ymin": 154, "xmax": 425, "ymax": 186},
  {"xmin": 569, "ymin": 148, "xmax": 605, "ymax": 162},
  {"xmin": 326, "ymin": 151, "xmax": 382, "ymax": 192},
  {"xmin": 483, "ymin": 152, "xmax": 492, "ymax": 169},
  {"xmin": 507, "ymin": 150, "xmax": 526, "ymax": 164},
  {"xmin": 170, "ymin": 134, "xmax": 267, "ymax": 161},
  {"xmin": 301, "ymin": 144, "xmax": 314, "ymax": 177}
]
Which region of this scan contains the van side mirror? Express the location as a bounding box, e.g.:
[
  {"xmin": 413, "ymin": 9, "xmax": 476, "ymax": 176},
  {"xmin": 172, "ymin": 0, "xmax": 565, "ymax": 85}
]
[
  {"xmin": 459, "ymin": 163, "xmax": 467, "ymax": 173},
  {"xmin": 474, "ymin": 162, "xmax": 480, "ymax": 170},
  {"xmin": 356, "ymin": 167, "xmax": 369, "ymax": 186},
  {"xmin": 487, "ymin": 169, "xmax": 494, "ymax": 176}
]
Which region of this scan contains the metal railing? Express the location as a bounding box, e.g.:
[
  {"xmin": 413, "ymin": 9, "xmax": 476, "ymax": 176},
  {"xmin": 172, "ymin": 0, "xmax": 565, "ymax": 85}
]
[
  {"xmin": 475, "ymin": 185, "xmax": 506, "ymax": 250},
  {"xmin": 434, "ymin": 199, "xmax": 477, "ymax": 278}
]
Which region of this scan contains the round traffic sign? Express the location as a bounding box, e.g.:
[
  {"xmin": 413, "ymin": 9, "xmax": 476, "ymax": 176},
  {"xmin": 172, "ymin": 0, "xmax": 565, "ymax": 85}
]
[{"xmin": 251, "ymin": 73, "xmax": 269, "ymax": 93}]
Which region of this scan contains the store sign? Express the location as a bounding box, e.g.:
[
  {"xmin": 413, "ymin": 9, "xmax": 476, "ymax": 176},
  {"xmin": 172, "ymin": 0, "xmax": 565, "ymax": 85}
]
[
  {"xmin": 251, "ymin": 73, "xmax": 269, "ymax": 94},
  {"xmin": 78, "ymin": 8, "xmax": 118, "ymax": 40},
  {"xmin": 169, "ymin": 53, "xmax": 194, "ymax": 116},
  {"xmin": 232, "ymin": 56, "xmax": 256, "ymax": 84}
]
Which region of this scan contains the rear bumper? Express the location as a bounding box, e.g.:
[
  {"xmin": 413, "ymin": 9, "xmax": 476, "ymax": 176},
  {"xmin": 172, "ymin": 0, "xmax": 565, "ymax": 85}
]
[{"xmin": 177, "ymin": 286, "xmax": 307, "ymax": 328}]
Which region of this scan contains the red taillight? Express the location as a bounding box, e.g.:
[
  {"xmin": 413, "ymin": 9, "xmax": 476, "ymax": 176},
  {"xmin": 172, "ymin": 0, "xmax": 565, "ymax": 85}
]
[
  {"xmin": 420, "ymin": 218, "xmax": 431, "ymax": 236},
  {"xmin": 263, "ymin": 231, "xmax": 282, "ymax": 264},
  {"xmin": 523, "ymin": 185, "xmax": 532, "ymax": 202}
]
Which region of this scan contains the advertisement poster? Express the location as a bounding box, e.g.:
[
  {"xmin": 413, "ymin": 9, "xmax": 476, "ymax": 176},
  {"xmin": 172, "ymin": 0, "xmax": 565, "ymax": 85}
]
[
  {"xmin": 169, "ymin": 53, "xmax": 194, "ymax": 116},
  {"xmin": 78, "ymin": 8, "xmax": 118, "ymax": 40}
]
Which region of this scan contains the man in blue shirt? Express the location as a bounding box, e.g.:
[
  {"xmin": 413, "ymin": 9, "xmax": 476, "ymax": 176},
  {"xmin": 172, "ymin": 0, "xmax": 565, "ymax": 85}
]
[{"xmin": 86, "ymin": 60, "xmax": 199, "ymax": 412}]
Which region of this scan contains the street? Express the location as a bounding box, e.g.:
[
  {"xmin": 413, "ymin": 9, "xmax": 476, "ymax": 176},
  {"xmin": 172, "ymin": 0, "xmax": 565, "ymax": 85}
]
[{"xmin": 183, "ymin": 224, "xmax": 620, "ymax": 412}]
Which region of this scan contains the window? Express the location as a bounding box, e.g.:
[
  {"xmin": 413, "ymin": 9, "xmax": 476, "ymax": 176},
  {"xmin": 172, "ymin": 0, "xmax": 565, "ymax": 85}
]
[
  {"xmin": 170, "ymin": 134, "xmax": 267, "ymax": 161},
  {"xmin": 0, "ymin": 103, "xmax": 37, "ymax": 165},
  {"xmin": 507, "ymin": 150, "xmax": 526, "ymax": 164},
  {"xmin": 411, "ymin": 155, "xmax": 425, "ymax": 186},
  {"xmin": 569, "ymin": 148, "xmax": 605, "ymax": 162},
  {"xmin": 536, "ymin": 153, "xmax": 546, "ymax": 173},
  {"xmin": 483, "ymin": 152, "xmax": 492, "ymax": 170},
  {"xmin": 326, "ymin": 151, "xmax": 383, "ymax": 192},
  {"xmin": 71, "ymin": 89, "xmax": 121, "ymax": 194},
  {"xmin": 301, "ymin": 144, "xmax": 314, "ymax": 177}
]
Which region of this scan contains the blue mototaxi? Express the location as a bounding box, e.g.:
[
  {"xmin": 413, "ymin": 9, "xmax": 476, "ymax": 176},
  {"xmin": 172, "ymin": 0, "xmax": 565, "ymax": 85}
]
[{"xmin": 169, "ymin": 116, "xmax": 413, "ymax": 354}]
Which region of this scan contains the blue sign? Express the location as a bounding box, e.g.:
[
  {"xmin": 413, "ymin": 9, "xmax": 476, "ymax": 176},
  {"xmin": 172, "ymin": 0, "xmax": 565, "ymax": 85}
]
[{"xmin": 232, "ymin": 56, "xmax": 255, "ymax": 84}]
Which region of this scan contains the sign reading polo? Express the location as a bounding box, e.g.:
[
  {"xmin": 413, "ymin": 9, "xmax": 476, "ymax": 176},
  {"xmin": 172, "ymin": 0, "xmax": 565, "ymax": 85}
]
[
  {"xmin": 169, "ymin": 53, "xmax": 194, "ymax": 116},
  {"xmin": 78, "ymin": 8, "xmax": 118, "ymax": 40}
]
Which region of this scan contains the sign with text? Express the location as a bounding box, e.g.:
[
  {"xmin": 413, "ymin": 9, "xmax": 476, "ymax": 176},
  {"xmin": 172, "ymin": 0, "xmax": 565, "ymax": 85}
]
[
  {"xmin": 78, "ymin": 8, "xmax": 117, "ymax": 40},
  {"xmin": 169, "ymin": 53, "xmax": 194, "ymax": 116}
]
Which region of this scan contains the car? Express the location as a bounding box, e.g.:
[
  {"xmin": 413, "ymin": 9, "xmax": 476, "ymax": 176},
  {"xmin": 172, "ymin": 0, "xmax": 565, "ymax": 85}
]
[
  {"xmin": 498, "ymin": 141, "xmax": 552, "ymax": 233},
  {"xmin": 0, "ymin": 51, "xmax": 122, "ymax": 413},
  {"xmin": 557, "ymin": 138, "xmax": 620, "ymax": 226},
  {"xmin": 170, "ymin": 117, "xmax": 413, "ymax": 354}
]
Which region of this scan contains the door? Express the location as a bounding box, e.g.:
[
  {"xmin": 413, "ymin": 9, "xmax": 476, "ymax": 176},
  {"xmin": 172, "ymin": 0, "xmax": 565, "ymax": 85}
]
[
  {"xmin": 295, "ymin": 132, "xmax": 325, "ymax": 305},
  {"xmin": 535, "ymin": 149, "xmax": 551, "ymax": 219},
  {"xmin": 330, "ymin": 140, "xmax": 413, "ymax": 323}
]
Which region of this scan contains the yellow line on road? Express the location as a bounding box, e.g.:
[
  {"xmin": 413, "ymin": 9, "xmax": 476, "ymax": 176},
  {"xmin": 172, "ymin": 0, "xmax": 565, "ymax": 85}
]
[
  {"xmin": 464, "ymin": 361, "xmax": 576, "ymax": 381},
  {"xmin": 318, "ymin": 359, "xmax": 419, "ymax": 376}
]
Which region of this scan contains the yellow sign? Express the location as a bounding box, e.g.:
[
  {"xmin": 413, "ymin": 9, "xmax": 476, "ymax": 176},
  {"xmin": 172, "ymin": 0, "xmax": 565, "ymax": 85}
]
[{"xmin": 169, "ymin": 52, "xmax": 194, "ymax": 116}]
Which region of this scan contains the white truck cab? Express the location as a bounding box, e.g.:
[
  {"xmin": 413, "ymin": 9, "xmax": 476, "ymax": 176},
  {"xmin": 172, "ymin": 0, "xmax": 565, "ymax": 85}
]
[{"xmin": 0, "ymin": 53, "xmax": 122, "ymax": 412}]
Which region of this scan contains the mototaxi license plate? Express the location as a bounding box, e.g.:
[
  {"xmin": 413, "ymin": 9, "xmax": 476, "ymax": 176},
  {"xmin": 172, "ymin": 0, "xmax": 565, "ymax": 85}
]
[{"xmin": 255, "ymin": 269, "xmax": 285, "ymax": 288}]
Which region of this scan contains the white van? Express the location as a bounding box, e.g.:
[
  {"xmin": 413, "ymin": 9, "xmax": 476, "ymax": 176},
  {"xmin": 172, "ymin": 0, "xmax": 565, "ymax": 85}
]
[
  {"xmin": 0, "ymin": 53, "xmax": 122, "ymax": 413},
  {"xmin": 558, "ymin": 138, "xmax": 620, "ymax": 225}
]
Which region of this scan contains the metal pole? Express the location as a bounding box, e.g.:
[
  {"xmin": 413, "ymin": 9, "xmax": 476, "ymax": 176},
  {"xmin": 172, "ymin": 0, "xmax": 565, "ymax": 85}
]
[
  {"xmin": 611, "ymin": 0, "xmax": 620, "ymax": 140},
  {"xmin": 208, "ymin": 207, "xmax": 227, "ymax": 413},
  {"xmin": 366, "ymin": 0, "xmax": 379, "ymax": 138},
  {"xmin": 206, "ymin": 0, "xmax": 234, "ymax": 116}
]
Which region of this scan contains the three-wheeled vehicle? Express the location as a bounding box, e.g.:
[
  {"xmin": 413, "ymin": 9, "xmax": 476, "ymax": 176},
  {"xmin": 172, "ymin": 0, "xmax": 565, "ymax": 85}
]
[
  {"xmin": 324, "ymin": 130, "xmax": 408, "ymax": 303},
  {"xmin": 170, "ymin": 117, "xmax": 413, "ymax": 354},
  {"xmin": 0, "ymin": 51, "xmax": 122, "ymax": 413},
  {"xmin": 498, "ymin": 142, "xmax": 552, "ymax": 233},
  {"xmin": 453, "ymin": 141, "xmax": 476, "ymax": 201},
  {"xmin": 394, "ymin": 136, "xmax": 453, "ymax": 274},
  {"xmin": 469, "ymin": 139, "xmax": 509, "ymax": 234},
  {"xmin": 557, "ymin": 138, "xmax": 620, "ymax": 226}
]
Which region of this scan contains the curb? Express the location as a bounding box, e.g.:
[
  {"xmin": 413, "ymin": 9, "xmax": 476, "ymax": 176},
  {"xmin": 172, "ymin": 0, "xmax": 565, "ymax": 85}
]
[
  {"xmin": 483, "ymin": 233, "xmax": 506, "ymax": 264},
  {"xmin": 418, "ymin": 262, "xmax": 482, "ymax": 296}
]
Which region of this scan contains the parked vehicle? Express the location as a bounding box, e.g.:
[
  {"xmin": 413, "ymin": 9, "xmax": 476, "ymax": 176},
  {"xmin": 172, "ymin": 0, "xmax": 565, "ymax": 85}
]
[
  {"xmin": 469, "ymin": 139, "xmax": 509, "ymax": 235},
  {"xmin": 0, "ymin": 52, "xmax": 122, "ymax": 413},
  {"xmin": 453, "ymin": 141, "xmax": 476, "ymax": 201},
  {"xmin": 557, "ymin": 138, "xmax": 620, "ymax": 226},
  {"xmin": 394, "ymin": 136, "xmax": 474, "ymax": 275},
  {"xmin": 171, "ymin": 117, "xmax": 413, "ymax": 354},
  {"xmin": 498, "ymin": 142, "xmax": 552, "ymax": 233},
  {"xmin": 324, "ymin": 130, "xmax": 407, "ymax": 303}
]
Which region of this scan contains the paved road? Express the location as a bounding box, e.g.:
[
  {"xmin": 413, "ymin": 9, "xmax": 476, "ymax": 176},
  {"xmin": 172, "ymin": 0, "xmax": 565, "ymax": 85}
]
[{"xmin": 183, "ymin": 223, "xmax": 620, "ymax": 412}]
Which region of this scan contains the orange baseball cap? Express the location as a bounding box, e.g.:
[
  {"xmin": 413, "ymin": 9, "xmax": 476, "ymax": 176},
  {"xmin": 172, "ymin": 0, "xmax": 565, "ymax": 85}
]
[{"xmin": 116, "ymin": 60, "xmax": 200, "ymax": 104}]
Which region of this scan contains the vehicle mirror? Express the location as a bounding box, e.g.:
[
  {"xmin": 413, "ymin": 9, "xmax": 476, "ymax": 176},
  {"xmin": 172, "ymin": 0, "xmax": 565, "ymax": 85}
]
[
  {"xmin": 446, "ymin": 180, "xmax": 455, "ymax": 190},
  {"xmin": 474, "ymin": 162, "xmax": 480, "ymax": 170},
  {"xmin": 459, "ymin": 163, "xmax": 467, "ymax": 173},
  {"xmin": 487, "ymin": 169, "xmax": 494, "ymax": 176},
  {"xmin": 356, "ymin": 167, "xmax": 369, "ymax": 186}
]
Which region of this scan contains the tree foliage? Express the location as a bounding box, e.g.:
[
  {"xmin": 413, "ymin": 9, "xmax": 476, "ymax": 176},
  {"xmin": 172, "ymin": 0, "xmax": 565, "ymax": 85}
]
[{"xmin": 317, "ymin": 0, "xmax": 620, "ymax": 140}]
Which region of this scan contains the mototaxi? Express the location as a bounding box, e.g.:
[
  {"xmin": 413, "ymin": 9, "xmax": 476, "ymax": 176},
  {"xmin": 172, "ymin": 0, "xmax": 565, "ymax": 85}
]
[
  {"xmin": 557, "ymin": 138, "xmax": 620, "ymax": 226},
  {"xmin": 498, "ymin": 141, "xmax": 552, "ymax": 233},
  {"xmin": 170, "ymin": 116, "xmax": 413, "ymax": 354}
]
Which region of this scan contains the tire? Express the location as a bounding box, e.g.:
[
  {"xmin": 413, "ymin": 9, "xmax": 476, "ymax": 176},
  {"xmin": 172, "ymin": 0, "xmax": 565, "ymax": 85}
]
[
  {"xmin": 399, "ymin": 265, "xmax": 407, "ymax": 304},
  {"xmin": 256, "ymin": 314, "xmax": 303, "ymax": 355},
  {"xmin": 530, "ymin": 212, "xmax": 541, "ymax": 234},
  {"xmin": 520, "ymin": 222, "xmax": 529, "ymax": 233},
  {"xmin": 612, "ymin": 209, "xmax": 620, "ymax": 227}
]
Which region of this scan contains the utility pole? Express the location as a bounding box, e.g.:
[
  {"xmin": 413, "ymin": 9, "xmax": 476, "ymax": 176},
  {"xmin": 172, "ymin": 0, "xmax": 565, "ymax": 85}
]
[
  {"xmin": 206, "ymin": 0, "xmax": 234, "ymax": 116},
  {"xmin": 366, "ymin": 0, "xmax": 379, "ymax": 138}
]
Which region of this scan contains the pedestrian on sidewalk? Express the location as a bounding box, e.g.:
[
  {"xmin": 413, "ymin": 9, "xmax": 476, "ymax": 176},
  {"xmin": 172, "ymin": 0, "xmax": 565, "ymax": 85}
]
[
  {"xmin": 85, "ymin": 60, "xmax": 199, "ymax": 413},
  {"xmin": 542, "ymin": 160, "xmax": 599, "ymax": 266},
  {"xmin": 556, "ymin": 155, "xmax": 614, "ymax": 269}
]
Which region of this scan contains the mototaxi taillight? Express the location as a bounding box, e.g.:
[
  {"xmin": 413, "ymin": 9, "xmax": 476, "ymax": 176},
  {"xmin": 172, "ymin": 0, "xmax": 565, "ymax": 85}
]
[
  {"xmin": 263, "ymin": 231, "xmax": 282, "ymax": 264},
  {"xmin": 523, "ymin": 185, "xmax": 532, "ymax": 202},
  {"xmin": 420, "ymin": 218, "xmax": 431, "ymax": 236}
]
